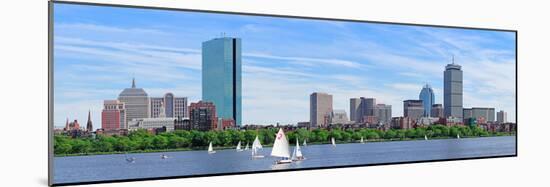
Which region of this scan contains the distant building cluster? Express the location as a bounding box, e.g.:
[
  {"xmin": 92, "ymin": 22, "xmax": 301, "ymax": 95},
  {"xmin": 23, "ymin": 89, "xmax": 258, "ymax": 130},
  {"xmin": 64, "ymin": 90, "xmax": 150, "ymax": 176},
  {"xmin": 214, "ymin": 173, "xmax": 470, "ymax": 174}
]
[
  {"xmin": 307, "ymin": 59, "xmax": 515, "ymax": 131},
  {"xmin": 59, "ymin": 111, "xmax": 95, "ymax": 138},
  {"xmin": 59, "ymin": 37, "xmax": 243, "ymax": 137}
]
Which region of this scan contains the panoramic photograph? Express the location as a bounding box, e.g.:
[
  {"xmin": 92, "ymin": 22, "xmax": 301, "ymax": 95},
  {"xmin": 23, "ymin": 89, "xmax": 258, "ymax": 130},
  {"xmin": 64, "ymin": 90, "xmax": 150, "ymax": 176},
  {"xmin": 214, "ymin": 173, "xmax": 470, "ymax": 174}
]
[{"xmin": 51, "ymin": 2, "xmax": 516, "ymax": 185}]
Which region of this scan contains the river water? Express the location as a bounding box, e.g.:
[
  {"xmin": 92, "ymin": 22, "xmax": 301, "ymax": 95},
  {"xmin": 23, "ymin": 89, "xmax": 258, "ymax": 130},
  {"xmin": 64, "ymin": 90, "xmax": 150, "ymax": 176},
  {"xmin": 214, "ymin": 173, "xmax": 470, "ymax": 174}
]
[{"xmin": 53, "ymin": 136, "xmax": 516, "ymax": 184}]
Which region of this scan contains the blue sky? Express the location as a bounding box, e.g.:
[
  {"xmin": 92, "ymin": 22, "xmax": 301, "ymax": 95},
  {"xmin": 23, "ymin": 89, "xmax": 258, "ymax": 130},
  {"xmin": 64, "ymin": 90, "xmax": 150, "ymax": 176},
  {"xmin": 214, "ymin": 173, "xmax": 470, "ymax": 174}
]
[{"xmin": 53, "ymin": 3, "xmax": 516, "ymax": 128}]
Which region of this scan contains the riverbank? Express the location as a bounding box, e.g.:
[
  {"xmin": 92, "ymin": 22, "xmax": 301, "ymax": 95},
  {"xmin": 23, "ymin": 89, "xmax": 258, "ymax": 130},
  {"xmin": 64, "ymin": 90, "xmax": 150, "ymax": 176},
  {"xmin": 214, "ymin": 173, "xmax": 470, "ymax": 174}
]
[{"xmin": 54, "ymin": 134, "xmax": 515, "ymax": 157}]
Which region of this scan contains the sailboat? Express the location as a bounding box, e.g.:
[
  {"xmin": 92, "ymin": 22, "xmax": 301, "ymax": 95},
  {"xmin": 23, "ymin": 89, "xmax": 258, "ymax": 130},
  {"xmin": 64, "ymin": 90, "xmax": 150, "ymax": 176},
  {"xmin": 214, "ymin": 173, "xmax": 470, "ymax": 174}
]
[
  {"xmin": 125, "ymin": 153, "xmax": 135, "ymax": 163},
  {"xmin": 160, "ymin": 154, "xmax": 168, "ymax": 159},
  {"xmin": 360, "ymin": 136, "xmax": 365, "ymax": 144},
  {"xmin": 303, "ymin": 139, "xmax": 307, "ymax": 146},
  {"xmin": 244, "ymin": 143, "xmax": 249, "ymax": 150},
  {"xmin": 292, "ymin": 138, "xmax": 305, "ymax": 161},
  {"xmin": 457, "ymin": 134, "xmax": 461, "ymax": 139},
  {"xmin": 331, "ymin": 137, "xmax": 336, "ymax": 147},
  {"xmin": 424, "ymin": 135, "xmax": 428, "ymax": 140},
  {"xmin": 208, "ymin": 142, "xmax": 216, "ymax": 154},
  {"xmin": 271, "ymin": 128, "xmax": 292, "ymax": 164},
  {"xmin": 236, "ymin": 141, "xmax": 243, "ymax": 152},
  {"xmin": 252, "ymin": 135, "xmax": 264, "ymax": 159}
]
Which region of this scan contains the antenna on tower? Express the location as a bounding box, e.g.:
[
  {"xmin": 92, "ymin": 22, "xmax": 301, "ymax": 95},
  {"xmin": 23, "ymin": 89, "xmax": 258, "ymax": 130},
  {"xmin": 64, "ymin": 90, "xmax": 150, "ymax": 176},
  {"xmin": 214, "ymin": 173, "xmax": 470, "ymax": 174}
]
[{"xmin": 452, "ymin": 55, "xmax": 455, "ymax": 64}]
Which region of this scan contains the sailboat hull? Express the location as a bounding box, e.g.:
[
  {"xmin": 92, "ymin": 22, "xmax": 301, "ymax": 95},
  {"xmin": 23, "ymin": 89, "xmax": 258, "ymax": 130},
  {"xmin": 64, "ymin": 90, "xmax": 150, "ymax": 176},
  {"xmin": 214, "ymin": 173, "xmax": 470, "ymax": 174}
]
[
  {"xmin": 208, "ymin": 151, "xmax": 216, "ymax": 154},
  {"xmin": 276, "ymin": 159, "xmax": 293, "ymax": 164},
  {"xmin": 252, "ymin": 155, "xmax": 265, "ymax": 159}
]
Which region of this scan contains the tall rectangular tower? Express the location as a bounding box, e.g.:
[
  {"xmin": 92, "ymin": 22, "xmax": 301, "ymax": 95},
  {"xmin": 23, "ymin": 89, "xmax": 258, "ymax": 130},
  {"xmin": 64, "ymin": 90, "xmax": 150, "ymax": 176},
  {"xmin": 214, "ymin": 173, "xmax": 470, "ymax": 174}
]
[
  {"xmin": 444, "ymin": 62, "xmax": 463, "ymax": 119},
  {"xmin": 349, "ymin": 98, "xmax": 361, "ymax": 123},
  {"xmin": 403, "ymin": 100, "xmax": 424, "ymax": 120},
  {"xmin": 202, "ymin": 37, "xmax": 242, "ymax": 126},
  {"xmin": 310, "ymin": 92, "xmax": 333, "ymax": 128},
  {"xmin": 361, "ymin": 97, "xmax": 376, "ymax": 118},
  {"xmin": 497, "ymin": 110, "xmax": 507, "ymax": 123}
]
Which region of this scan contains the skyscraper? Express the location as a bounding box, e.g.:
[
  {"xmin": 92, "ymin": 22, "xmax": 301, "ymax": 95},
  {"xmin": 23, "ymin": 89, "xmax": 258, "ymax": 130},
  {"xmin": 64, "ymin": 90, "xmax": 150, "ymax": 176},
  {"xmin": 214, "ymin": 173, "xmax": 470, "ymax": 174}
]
[
  {"xmin": 419, "ymin": 84, "xmax": 435, "ymax": 117},
  {"xmin": 361, "ymin": 97, "xmax": 376, "ymax": 117},
  {"xmin": 174, "ymin": 97, "xmax": 188, "ymax": 118},
  {"xmin": 350, "ymin": 97, "xmax": 379, "ymax": 123},
  {"xmin": 163, "ymin": 93, "xmax": 174, "ymax": 118},
  {"xmin": 497, "ymin": 110, "xmax": 507, "ymax": 123},
  {"xmin": 350, "ymin": 98, "xmax": 361, "ymax": 123},
  {"xmin": 373, "ymin": 104, "xmax": 392, "ymax": 125},
  {"xmin": 101, "ymin": 100, "xmax": 126, "ymax": 130},
  {"xmin": 118, "ymin": 78, "xmax": 149, "ymax": 126},
  {"xmin": 310, "ymin": 92, "xmax": 333, "ymax": 128},
  {"xmin": 444, "ymin": 60, "xmax": 463, "ymax": 119},
  {"xmin": 150, "ymin": 93, "xmax": 188, "ymax": 118},
  {"xmin": 202, "ymin": 37, "xmax": 242, "ymax": 126},
  {"xmin": 150, "ymin": 97, "xmax": 164, "ymax": 118},
  {"xmin": 403, "ymin": 100, "xmax": 424, "ymax": 120}
]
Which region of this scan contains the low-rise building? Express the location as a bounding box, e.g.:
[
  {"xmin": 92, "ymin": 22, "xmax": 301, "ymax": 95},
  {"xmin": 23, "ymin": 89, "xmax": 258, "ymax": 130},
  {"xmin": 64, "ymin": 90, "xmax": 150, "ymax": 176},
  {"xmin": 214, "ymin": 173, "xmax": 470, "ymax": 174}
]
[
  {"xmin": 391, "ymin": 117, "xmax": 414, "ymax": 129},
  {"xmin": 128, "ymin": 117, "xmax": 177, "ymax": 132},
  {"xmin": 189, "ymin": 101, "xmax": 218, "ymax": 131},
  {"xmin": 330, "ymin": 109, "xmax": 351, "ymax": 125}
]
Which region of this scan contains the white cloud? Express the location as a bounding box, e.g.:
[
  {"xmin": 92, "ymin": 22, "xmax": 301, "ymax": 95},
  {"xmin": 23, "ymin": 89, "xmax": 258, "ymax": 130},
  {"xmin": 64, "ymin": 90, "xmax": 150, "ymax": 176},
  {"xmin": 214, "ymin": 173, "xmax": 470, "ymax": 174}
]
[
  {"xmin": 245, "ymin": 52, "xmax": 363, "ymax": 68},
  {"xmin": 56, "ymin": 23, "xmax": 170, "ymax": 36}
]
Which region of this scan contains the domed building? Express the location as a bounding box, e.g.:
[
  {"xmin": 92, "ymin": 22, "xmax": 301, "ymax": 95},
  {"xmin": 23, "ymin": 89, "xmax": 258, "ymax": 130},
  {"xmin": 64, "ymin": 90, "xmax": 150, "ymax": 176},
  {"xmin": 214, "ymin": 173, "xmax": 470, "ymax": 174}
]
[{"xmin": 117, "ymin": 78, "xmax": 150, "ymax": 128}]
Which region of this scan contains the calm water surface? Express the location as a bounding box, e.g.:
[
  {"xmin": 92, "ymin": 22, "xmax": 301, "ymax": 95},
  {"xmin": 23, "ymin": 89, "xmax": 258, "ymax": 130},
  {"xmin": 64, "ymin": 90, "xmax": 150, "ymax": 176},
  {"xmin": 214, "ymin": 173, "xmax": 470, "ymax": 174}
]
[{"xmin": 54, "ymin": 136, "xmax": 515, "ymax": 184}]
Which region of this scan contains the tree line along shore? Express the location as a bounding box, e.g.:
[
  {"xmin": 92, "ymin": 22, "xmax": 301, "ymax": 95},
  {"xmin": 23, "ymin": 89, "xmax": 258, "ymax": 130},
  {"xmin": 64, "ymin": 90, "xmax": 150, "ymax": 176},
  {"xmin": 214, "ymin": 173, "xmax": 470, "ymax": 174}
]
[{"xmin": 54, "ymin": 125, "xmax": 514, "ymax": 156}]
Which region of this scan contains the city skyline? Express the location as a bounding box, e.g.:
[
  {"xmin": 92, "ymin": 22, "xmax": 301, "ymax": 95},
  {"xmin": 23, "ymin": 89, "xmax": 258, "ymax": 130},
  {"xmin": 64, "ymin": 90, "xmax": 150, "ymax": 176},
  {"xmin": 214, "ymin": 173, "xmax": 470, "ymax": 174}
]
[{"xmin": 53, "ymin": 3, "xmax": 516, "ymax": 128}]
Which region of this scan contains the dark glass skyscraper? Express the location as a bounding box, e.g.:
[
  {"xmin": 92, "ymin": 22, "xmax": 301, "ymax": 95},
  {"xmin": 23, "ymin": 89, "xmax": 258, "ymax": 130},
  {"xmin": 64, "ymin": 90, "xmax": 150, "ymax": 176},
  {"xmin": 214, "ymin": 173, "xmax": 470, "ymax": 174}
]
[
  {"xmin": 202, "ymin": 37, "xmax": 242, "ymax": 126},
  {"xmin": 444, "ymin": 62, "xmax": 463, "ymax": 119},
  {"xmin": 419, "ymin": 84, "xmax": 435, "ymax": 117}
]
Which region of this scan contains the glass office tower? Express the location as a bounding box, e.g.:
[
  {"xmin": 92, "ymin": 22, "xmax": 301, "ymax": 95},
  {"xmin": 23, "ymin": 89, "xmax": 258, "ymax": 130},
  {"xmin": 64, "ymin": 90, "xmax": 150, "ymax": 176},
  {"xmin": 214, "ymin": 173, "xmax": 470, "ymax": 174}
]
[
  {"xmin": 419, "ymin": 84, "xmax": 435, "ymax": 117},
  {"xmin": 202, "ymin": 37, "xmax": 242, "ymax": 126}
]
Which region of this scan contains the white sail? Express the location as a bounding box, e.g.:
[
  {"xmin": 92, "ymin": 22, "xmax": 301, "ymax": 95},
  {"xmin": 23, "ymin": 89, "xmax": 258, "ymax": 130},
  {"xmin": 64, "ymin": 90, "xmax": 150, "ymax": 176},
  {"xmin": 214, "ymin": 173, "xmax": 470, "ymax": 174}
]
[
  {"xmin": 295, "ymin": 139, "xmax": 302, "ymax": 158},
  {"xmin": 291, "ymin": 145, "xmax": 297, "ymax": 160},
  {"xmin": 253, "ymin": 136, "xmax": 263, "ymax": 149},
  {"xmin": 457, "ymin": 134, "xmax": 460, "ymax": 139},
  {"xmin": 360, "ymin": 137, "xmax": 364, "ymax": 143},
  {"xmin": 271, "ymin": 128, "xmax": 291, "ymax": 158},
  {"xmin": 331, "ymin": 137, "xmax": 336, "ymax": 146},
  {"xmin": 425, "ymin": 135, "xmax": 428, "ymax": 140},
  {"xmin": 245, "ymin": 143, "xmax": 249, "ymax": 150},
  {"xmin": 291, "ymin": 138, "xmax": 304, "ymax": 161},
  {"xmin": 303, "ymin": 139, "xmax": 307, "ymax": 146},
  {"xmin": 208, "ymin": 142, "xmax": 214, "ymax": 152},
  {"xmin": 252, "ymin": 136, "xmax": 264, "ymax": 158},
  {"xmin": 236, "ymin": 141, "xmax": 242, "ymax": 151}
]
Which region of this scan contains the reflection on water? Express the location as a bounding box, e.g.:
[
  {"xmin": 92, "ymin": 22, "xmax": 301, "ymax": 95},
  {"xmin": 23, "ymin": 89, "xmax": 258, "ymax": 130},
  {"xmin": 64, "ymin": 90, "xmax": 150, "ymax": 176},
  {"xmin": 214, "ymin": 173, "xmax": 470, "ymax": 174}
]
[
  {"xmin": 54, "ymin": 136, "xmax": 515, "ymax": 184},
  {"xmin": 271, "ymin": 163, "xmax": 292, "ymax": 170}
]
